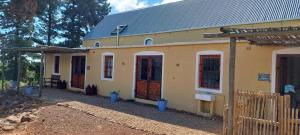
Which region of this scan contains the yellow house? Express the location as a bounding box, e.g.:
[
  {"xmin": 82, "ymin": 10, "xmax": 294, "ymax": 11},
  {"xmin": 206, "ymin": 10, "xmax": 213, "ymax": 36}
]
[{"xmin": 44, "ymin": 0, "xmax": 300, "ymax": 116}]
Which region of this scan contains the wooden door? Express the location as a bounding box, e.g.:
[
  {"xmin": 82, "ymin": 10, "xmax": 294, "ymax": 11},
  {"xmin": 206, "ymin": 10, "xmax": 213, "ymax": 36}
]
[
  {"xmin": 135, "ymin": 56, "xmax": 162, "ymax": 100},
  {"xmin": 71, "ymin": 56, "xmax": 86, "ymax": 89},
  {"xmin": 276, "ymin": 55, "xmax": 287, "ymax": 94}
]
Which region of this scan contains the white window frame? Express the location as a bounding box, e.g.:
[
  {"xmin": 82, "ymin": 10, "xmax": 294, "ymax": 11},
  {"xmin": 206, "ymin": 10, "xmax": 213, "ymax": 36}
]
[
  {"xmin": 144, "ymin": 38, "xmax": 154, "ymax": 46},
  {"xmin": 53, "ymin": 54, "xmax": 61, "ymax": 75},
  {"xmin": 195, "ymin": 50, "xmax": 224, "ymax": 94},
  {"xmin": 101, "ymin": 52, "xmax": 115, "ymax": 81}
]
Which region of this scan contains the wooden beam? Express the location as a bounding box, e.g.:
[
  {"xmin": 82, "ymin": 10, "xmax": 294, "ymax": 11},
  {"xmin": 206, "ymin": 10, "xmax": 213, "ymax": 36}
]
[
  {"xmin": 16, "ymin": 52, "xmax": 21, "ymax": 93},
  {"xmin": 39, "ymin": 50, "xmax": 45, "ymax": 98},
  {"xmin": 228, "ymin": 37, "xmax": 236, "ymax": 135},
  {"xmin": 203, "ymin": 30, "xmax": 300, "ymax": 38}
]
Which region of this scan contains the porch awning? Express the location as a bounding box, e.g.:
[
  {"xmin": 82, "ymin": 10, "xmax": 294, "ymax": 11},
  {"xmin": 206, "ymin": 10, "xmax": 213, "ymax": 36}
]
[
  {"xmin": 202, "ymin": 26, "xmax": 300, "ymax": 135},
  {"xmin": 1, "ymin": 46, "xmax": 89, "ymax": 53},
  {"xmin": 203, "ymin": 26, "xmax": 300, "ymax": 46}
]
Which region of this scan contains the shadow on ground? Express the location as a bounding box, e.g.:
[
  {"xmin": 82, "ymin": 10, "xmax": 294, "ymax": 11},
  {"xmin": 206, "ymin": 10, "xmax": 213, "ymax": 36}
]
[{"xmin": 30, "ymin": 88, "xmax": 222, "ymax": 134}]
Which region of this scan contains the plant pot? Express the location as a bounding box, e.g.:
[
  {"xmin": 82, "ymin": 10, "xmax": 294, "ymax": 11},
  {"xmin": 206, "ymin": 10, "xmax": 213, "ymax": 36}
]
[
  {"xmin": 157, "ymin": 100, "xmax": 167, "ymax": 112},
  {"xmin": 25, "ymin": 87, "xmax": 33, "ymax": 95},
  {"xmin": 92, "ymin": 85, "xmax": 98, "ymax": 95},
  {"xmin": 111, "ymin": 92, "xmax": 119, "ymax": 102},
  {"xmin": 10, "ymin": 81, "xmax": 18, "ymax": 91},
  {"xmin": 62, "ymin": 81, "xmax": 67, "ymax": 89}
]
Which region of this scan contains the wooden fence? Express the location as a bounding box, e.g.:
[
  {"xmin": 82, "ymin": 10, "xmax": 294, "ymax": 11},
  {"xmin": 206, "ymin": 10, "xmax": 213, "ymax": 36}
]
[{"xmin": 224, "ymin": 90, "xmax": 300, "ymax": 135}]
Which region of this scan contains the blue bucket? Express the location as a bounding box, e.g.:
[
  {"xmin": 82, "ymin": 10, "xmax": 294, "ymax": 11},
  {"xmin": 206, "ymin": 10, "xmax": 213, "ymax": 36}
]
[
  {"xmin": 111, "ymin": 92, "xmax": 119, "ymax": 103},
  {"xmin": 10, "ymin": 81, "xmax": 18, "ymax": 90},
  {"xmin": 157, "ymin": 100, "xmax": 167, "ymax": 112},
  {"xmin": 25, "ymin": 87, "xmax": 33, "ymax": 95}
]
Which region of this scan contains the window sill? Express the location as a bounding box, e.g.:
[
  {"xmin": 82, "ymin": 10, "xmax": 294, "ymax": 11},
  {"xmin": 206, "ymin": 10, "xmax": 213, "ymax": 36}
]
[
  {"xmin": 52, "ymin": 73, "xmax": 60, "ymax": 75},
  {"xmin": 196, "ymin": 88, "xmax": 222, "ymax": 94},
  {"xmin": 101, "ymin": 78, "xmax": 114, "ymax": 81}
]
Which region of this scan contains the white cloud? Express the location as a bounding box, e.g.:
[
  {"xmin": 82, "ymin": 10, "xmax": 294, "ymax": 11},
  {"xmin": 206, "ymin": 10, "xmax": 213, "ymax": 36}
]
[
  {"xmin": 108, "ymin": 0, "xmax": 149, "ymax": 13},
  {"xmin": 161, "ymin": 0, "xmax": 182, "ymax": 4},
  {"xmin": 108, "ymin": 0, "xmax": 183, "ymax": 13}
]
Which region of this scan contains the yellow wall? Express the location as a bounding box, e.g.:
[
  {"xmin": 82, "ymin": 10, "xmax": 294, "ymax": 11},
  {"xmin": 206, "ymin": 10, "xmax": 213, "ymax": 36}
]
[
  {"xmin": 45, "ymin": 53, "xmax": 71, "ymax": 85},
  {"xmin": 45, "ymin": 43, "xmax": 287, "ymax": 116},
  {"xmin": 44, "ymin": 20, "xmax": 300, "ymax": 116}
]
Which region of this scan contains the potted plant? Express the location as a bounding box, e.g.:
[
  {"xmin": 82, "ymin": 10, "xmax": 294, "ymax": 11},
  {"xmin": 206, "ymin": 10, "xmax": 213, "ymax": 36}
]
[
  {"xmin": 110, "ymin": 91, "xmax": 119, "ymax": 102},
  {"xmin": 157, "ymin": 98, "xmax": 168, "ymax": 112},
  {"xmin": 57, "ymin": 80, "xmax": 63, "ymax": 89},
  {"xmin": 86, "ymin": 85, "xmax": 92, "ymax": 95},
  {"xmin": 62, "ymin": 80, "xmax": 67, "ymax": 89},
  {"xmin": 91, "ymin": 85, "xmax": 98, "ymax": 95}
]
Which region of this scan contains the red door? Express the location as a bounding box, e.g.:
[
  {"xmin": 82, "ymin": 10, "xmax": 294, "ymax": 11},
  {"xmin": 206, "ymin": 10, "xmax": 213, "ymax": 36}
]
[
  {"xmin": 135, "ymin": 56, "xmax": 162, "ymax": 100},
  {"xmin": 71, "ymin": 56, "xmax": 86, "ymax": 89}
]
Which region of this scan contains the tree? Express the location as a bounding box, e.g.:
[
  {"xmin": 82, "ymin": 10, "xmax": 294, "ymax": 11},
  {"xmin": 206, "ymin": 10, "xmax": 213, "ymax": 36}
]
[
  {"xmin": 34, "ymin": 0, "xmax": 62, "ymax": 46},
  {"xmin": 1, "ymin": 0, "xmax": 38, "ymax": 81},
  {"xmin": 60, "ymin": 0, "xmax": 111, "ymax": 48}
]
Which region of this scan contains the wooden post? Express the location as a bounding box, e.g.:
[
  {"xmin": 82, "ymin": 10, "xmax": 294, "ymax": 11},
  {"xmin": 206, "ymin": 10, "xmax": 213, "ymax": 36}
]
[
  {"xmin": 16, "ymin": 51, "xmax": 21, "ymax": 92},
  {"xmin": 1, "ymin": 51, "xmax": 5, "ymax": 91},
  {"xmin": 228, "ymin": 37, "xmax": 236, "ymax": 135},
  {"xmin": 39, "ymin": 50, "xmax": 44, "ymax": 98}
]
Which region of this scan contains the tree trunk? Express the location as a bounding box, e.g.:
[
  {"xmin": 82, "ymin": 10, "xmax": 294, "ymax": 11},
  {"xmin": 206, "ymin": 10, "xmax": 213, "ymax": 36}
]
[{"xmin": 47, "ymin": 0, "xmax": 52, "ymax": 46}]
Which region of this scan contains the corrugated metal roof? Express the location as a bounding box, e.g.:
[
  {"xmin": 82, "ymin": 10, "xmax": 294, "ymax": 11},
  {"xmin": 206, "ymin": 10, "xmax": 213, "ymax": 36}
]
[{"xmin": 84, "ymin": 0, "xmax": 300, "ymax": 40}]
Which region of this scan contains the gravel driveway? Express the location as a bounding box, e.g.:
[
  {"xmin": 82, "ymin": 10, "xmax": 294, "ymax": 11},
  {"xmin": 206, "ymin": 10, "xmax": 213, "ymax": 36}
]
[
  {"xmin": 20, "ymin": 105, "xmax": 155, "ymax": 135},
  {"xmin": 31, "ymin": 88, "xmax": 222, "ymax": 135}
]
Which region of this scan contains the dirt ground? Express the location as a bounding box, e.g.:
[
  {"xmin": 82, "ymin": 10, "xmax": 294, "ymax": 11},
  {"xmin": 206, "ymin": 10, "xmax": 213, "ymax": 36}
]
[
  {"xmin": 5, "ymin": 105, "xmax": 155, "ymax": 135},
  {"xmin": 1, "ymin": 88, "xmax": 222, "ymax": 135}
]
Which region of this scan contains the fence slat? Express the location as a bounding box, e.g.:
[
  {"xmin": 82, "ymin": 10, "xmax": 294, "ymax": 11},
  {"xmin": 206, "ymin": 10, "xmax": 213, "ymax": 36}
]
[
  {"xmin": 295, "ymin": 109, "xmax": 298, "ymax": 135},
  {"xmin": 223, "ymin": 90, "xmax": 300, "ymax": 135}
]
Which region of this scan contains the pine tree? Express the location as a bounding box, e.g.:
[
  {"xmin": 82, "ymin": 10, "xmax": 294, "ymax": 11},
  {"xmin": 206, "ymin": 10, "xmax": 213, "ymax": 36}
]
[
  {"xmin": 60, "ymin": 0, "xmax": 111, "ymax": 48},
  {"xmin": 1, "ymin": 0, "xmax": 38, "ymax": 81},
  {"xmin": 34, "ymin": 0, "xmax": 61, "ymax": 46}
]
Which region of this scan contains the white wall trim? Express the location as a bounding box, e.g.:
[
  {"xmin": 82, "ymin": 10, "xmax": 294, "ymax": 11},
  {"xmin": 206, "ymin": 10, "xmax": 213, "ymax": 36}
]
[
  {"xmin": 52, "ymin": 54, "xmax": 61, "ymax": 75},
  {"xmin": 87, "ymin": 40, "xmax": 248, "ymax": 49},
  {"xmin": 101, "ymin": 52, "xmax": 115, "ymax": 81},
  {"xmin": 68, "ymin": 53, "xmax": 87, "ymax": 90},
  {"xmin": 195, "ymin": 50, "xmax": 224, "ymax": 94},
  {"xmin": 132, "ymin": 51, "xmax": 165, "ymax": 99},
  {"xmin": 271, "ymin": 47, "xmax": 300, "ymax": 93},
  {"xmin": 144, "ymin": 38, "xmax": 154, "ymax": 46},
  {"xmin": 134, "ymin": 51, "xmax": 163, "ymax": 56}
]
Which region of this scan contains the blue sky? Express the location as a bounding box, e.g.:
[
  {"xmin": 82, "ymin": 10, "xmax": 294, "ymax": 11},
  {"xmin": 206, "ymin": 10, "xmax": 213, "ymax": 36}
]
[{"xmin": 108, "ymin": 0, "xmax": 182, "ymax": 14}]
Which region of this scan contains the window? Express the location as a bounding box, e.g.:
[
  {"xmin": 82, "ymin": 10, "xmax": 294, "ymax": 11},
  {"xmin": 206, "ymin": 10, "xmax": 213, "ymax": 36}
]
[
  {"xmin": 144, "ymin": 38, "xmax": 153, "ymax": 46},
  {"xmin": 151, "ymin": 58, "xmax": 162, "ymax": 81},
  {"xmin": 101, "ymin": 53, "xmax": 114, "ymax": 80},
  {"xmin": 140, "ymin": 58, "xmax": 148, "ymax": 80},
  {"xmin": 111, "ymin": 25, "xmax": 128, "ymax": 35},
  {"xmin": 94, "ymin": 42, "xmax": 101, "ymax": 48},
  {"xmin": 196, "ymin": 51, "xmax": 223, "ymax": 93},
  {"xmin": 54, "ymin": 55, "xmax": 60, "ymax": 74}
]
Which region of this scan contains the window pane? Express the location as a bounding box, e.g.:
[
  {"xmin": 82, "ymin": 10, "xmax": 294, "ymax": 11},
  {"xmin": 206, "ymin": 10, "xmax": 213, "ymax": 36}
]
[
  {"xmin": 140, "ymin": 58, "xmax": 148, "ymax": 80},
  {"xmin": 80, "ymin": 57, "xmax": 86, "ymax": 74},
  {"xmin": 54, "ymin": 56, "xmax": 60, "ymax": 73},
  {"xmin": 104, "ymin": 56, "xmax": 113, "ymax": 78},
  {"xmin": 199, "ymin": 55, "xmax": 220, "ymax": 89},
  {"xmin": 145, "ymin": 39, "xmax": 153, "ymax": 46},
  {"xmin": 151, "ymin": 57, "xmax": 162, "ymax": 81}
]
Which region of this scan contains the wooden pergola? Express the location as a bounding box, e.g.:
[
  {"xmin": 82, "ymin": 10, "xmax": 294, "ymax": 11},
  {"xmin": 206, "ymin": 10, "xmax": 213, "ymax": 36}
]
[
  {"xmin": 203, "ymin": 26, "xmax": 300, "ymax": 135},
  {"xmin": 0, "ymin": 46, "xmax": 89, "ymax": 97}
]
